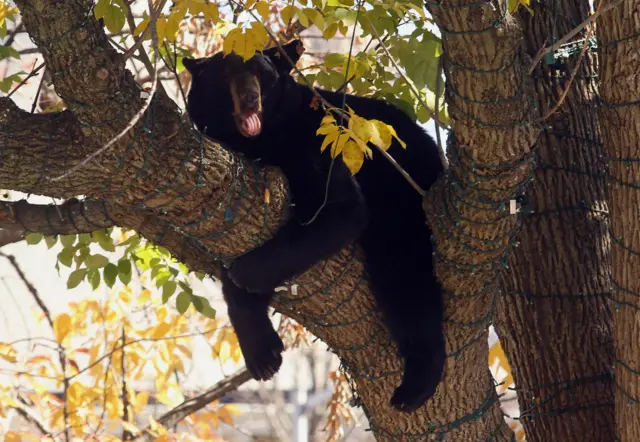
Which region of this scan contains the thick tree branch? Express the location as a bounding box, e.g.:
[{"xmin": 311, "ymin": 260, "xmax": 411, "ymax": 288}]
[
  {"xmin": 0, "ymin": 227, "xmax": 24, "ymax": 247},
  {"xmin": 139, "ymin": 369, "xmax": 253, "ymax": 441}
]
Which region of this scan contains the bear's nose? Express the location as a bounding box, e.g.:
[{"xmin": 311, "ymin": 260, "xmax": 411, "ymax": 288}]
[{"xmin": 244, "ymin": 91, "xmax": 259, "ymax": 107}]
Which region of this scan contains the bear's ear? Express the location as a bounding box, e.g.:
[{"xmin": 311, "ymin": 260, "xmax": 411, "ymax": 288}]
[
  {"xmin": 264, "ymin": 39, "xmax": 305, "ymax": 73},
  {"xmin": 183, "ymin": 57, "xmax": 205, "ymax": 75}
]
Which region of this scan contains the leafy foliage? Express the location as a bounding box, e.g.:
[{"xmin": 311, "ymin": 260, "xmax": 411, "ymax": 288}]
[{"xmin": 0, "ymin": 262, "xmax": 240, "ymax": 441}]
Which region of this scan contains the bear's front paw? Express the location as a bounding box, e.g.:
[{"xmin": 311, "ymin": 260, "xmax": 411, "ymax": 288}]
[{"xmin": 228, "ymin": 255, "xmax": 283, "ymax": 294}]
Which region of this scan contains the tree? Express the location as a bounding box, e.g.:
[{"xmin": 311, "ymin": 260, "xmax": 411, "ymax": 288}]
[{"xmin": 0, "ymin": 0, "xmax": 630, "ymax": 440}]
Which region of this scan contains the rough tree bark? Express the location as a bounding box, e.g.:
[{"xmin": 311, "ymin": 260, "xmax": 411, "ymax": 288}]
[
  {"xmin": 494, "ymin": 0, "xmax": 615, "ymax": 440},
  {"xmin": 597, "ymin": 1, "xmax": 640, "ymax": 440},
  {"xmin": 0, "ymin": 0, "xmax": 537, "ymax": 439},
  {"xmin": 420, "ymin": 0, "xmax": 539, "ymax": 440}
]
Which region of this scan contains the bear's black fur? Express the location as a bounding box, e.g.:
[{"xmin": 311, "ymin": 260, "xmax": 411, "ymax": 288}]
[{"xmin": 183, "ymin": 40, "xmax": 445, "ymax": 412}]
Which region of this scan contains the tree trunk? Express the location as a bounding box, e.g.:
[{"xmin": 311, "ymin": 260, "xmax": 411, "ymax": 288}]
[
  {"xmin": 420, "ymin": 0, "xmax": 539, "ymax": 440},
  {"xmin": 0, "ymin": 0, "xmax": 538, "ymax": 439},
  {"xmin": 494, "ymin": 0, "xmax": 615, "ymax": 441},
  {"xmin": 597, "ymin": 1, "xmax": 640, "ymax": 440}
]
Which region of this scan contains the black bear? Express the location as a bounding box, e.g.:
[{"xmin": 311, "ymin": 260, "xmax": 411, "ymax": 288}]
[{"xmin": 183, "ymin": 39, "xmax": 445, "ymax": 412}]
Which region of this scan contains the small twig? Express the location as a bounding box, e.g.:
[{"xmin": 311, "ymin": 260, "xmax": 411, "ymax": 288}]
[
  {"xmin": 30, "ymin": 66, "xmax": 47, "ymax": 113},
  {"xmin": 6, "ymin": 60, "xmax": 44, "ymax": 99},
  {"xmin": 50, "ymin": 0, "xmax": 161, "ymax": 182},
  {"xmin": 527, "ymin": 0, "xmax": 622, "ymax": 74},
  {"xmin": 434, "ymin": 56, "xmax": 447, "ymax": 169},
  {"xmin": 159, "ymin": 41, "xmax": 192, "ymax": 125},
  {"xmin": 121, "ymin": 328, "xmax": 132, "ymax": 441},
  {"xmin": 542, "ymin": 3, "xmax": 597, "ymax": 120}
]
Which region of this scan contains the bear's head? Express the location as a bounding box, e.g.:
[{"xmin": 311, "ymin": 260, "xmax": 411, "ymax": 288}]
[{"xmin": 183, "ymin": 39, "xmax": 305, "ymax": 138}]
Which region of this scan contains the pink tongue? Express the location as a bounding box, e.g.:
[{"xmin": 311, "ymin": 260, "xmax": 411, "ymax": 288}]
[{"xmin": 241, "ymin": 112, "xmax": 261, "ymax": 136}]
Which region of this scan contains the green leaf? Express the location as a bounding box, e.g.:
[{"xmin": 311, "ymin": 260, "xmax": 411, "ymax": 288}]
[
  {"xmin": 88, "ymin": 268, "xmax": 101, "ymax": 290},
  {"xmin": 77, "ymin": 233, "xmax": 92, "ymax": 244},
  {"xmin": 155, "ymin": 268, "xmax": 172, "ymax": 288},
  {"xmin": 162, "ymin": 281, "xmax": 177, "ymax": 303},
  {"xmin": 118, "ymin": 259, "xmax": 132, "ymax": 285},
  {"xmin": 57, "ymin": 247, "xmax": 74, "ymax": 268},
  {"xmin": 44, "ymin": 235, "xmax": 58, "ymax": 249},
  {"xmin": 119, "ymin": 234, "xmax": 140, "ymax": 248},
  {"xmin": 323, "ymin": 53, "xmax": 344, "ymax": 69},
  {"xmin": 67, "ymin": 269, "xmax": 88, "ymax": 289},
  {"xmin": 175, "ymin": 291, "xmax": 191, "ymax": 314},
  {"xmin": 95, "ymin": 0, "xmax": 127, "ymax": 33},
  {"xmin": 86, "ymin": 254, "xmax": 109, "ymax": 269},
  {"xmin": 0, "ymin": 45, "xmax": 20, "ymax": 60},
  {"xmin": 191, "ymin": 295, "xmax": 216, "ymax": 319},
  {"xmin": 104, "ymin": 263, "xmax": 118, "ymax": 288},
  {"xmin": 75, "ymin": 246, "xmax": 90, "ymax": 266},
  {"xmin": 25, "ymin": 232, "xmax": 43, "ymax": 245},
  {"xmin": 60, "ymin": 234, "xmax": 76, "ymax": 248},
  {"xmin": 177, "ymin": 280, "xmax": 193, "ymax": 295},
  {"xmin": 93, "ymin": 229, "xmax": 115, "ymax": 252}
]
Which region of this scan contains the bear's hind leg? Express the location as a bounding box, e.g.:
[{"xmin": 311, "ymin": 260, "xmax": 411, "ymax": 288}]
[
  {"xmin": 220, "ymin": 268, "xmax": 284, "ymax": 380},
  {"xmin": 362, "ymin": 232, "xmax": 445, "ymax": 413}
]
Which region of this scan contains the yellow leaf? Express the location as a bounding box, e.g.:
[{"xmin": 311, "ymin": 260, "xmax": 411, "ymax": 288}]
[
  {"xmin": 218, "ymin": 404, "xmax": 240, "ymax": 425},
  {"xmin": 156, "ymin": 383, "xmax": 185, "ymax": 408},
  {"xmin": 165, "ymin": 11, "xmax": 182, "ymax": 43},
  {"xmin": 255, "ymin": 2, "xmax": 270, "ymax": 20},
  {"xmin": 297, "ymin": 8, "xmax": 309, "ymax": 27},
  {"xmin": 218, "ymin": 340, "xmax": 231, "ymax": 363},
  {"xmin": 303, "ymin": 8, "xmax": 324, "ymax": 30},
  {"xmin": 338, "ymin": 22, "xmax": 348, "ymax": 37},
  {"xmin": 0, "ymin": 342, "xmax": 17, "ymax": 363},
  {"xmin": 245, "ymin": 0, "xmax": 257, "ymax": 10},
  {"xmin": 316, "ymin": 124, "xmax": 339, "ymax": 136},
  {"xmin": 53, "ymin": 313, "xmax": 71, "ymax": 343},
  {"xmin": 204, "ymin": 3, "xmax": 220, "ymax": 22},
  {"xmin": 281, "ymin": 5, "xmax": 298, "ymax": 24},
  {"xmin": 349, "ymin": 115, "xmax": 377, "ymax": 143},
  {"xmin": 5, "ymin": 432, "xmax": 21, "ymax": 442},
  {"xmin": 155, "ymin": 16, "xmax": 167, "ymax": 43},
  {"xmin": 137, "ymin": 288, "xmax": 152, "ymax": 307},
  {"xmin": 154, "ymin": 436, "xmax": 172, "ymax": 442},
  {"xmin": 320, "ymin": 130, "xmax": 339, "ymax": 152},
  {"xmin": 133, "ymin": 17, "xmax": 150, "ymax": 37},
  {"xmin": 150, "ymin": 321, "xmax": 172, "ymax": 339},
  {"xmin": 331, "ymin": 133, "xmax": 349, "ymax": 158},
  {"xmin": 323, "ymin": 22, "xmax": 338, "ymax": 40},
  {"xmin": 321, "ymin": 114, "xmax": 336, "ymax": 125},
  {"xmin": 342, "ymin": 140, "xmax": 364, "ymax": 174},
  {"xmin": 121, "ymin": 420, "xmax": 141, "ymax": 435},
  {"xmin": 223, "ymin": 22, "xmax": 269, "ymax": 61},
  {"xmin": 134, "ymin": 391, "xmax": 150, "ymax": 413},
  {"xmin": 344, "ymin": 129, "xmax": 372, "ymax": 159}
]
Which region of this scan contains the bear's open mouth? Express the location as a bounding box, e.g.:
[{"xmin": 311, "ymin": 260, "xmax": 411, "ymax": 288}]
[{"xmin": 236, "ymin": 111, "xmax": 262, "ymax": 138}]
